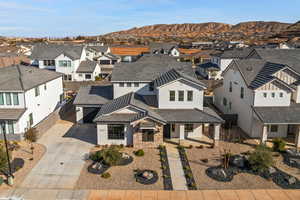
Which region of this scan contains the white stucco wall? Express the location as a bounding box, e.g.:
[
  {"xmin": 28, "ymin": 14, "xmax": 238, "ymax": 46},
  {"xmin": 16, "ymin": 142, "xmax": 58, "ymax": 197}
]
[
  {"xmin": 254, "ymin": 90, "xmax": 291, "ymax": 107},
  {"xmin": 113, "ymin": 82, "xmax": 155, "ymax": 98},
  {"xmin": 157, "ymin": 79, "xmax": 204, "ymax": 110},
  {"xmin": 97, "ymin": 124, "xmax": 133, "ymax": 145}
]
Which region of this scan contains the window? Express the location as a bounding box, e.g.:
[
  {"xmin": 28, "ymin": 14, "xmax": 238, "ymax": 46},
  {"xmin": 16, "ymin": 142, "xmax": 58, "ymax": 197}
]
[
  {"xmin": 279, "ymin": 92, "xmax": 283, "ymax": 98},
  {"xmin": 100, "ymin": 60, "xmax": 111, "ymax": 65},
  {"xmin": 43, "ymin": 60, "xmax": 55, "ymax": 66},
  {"xmin": 108, "ymin": 124, "xmax": 125, "ymax": 140},
  {"xmin": 149, "ymin": 82, "xmax": 154, "ymax": 91},
  {"xmin": 223, "ymin": 97, "xmax": 227, "ymax": 106},
  {"xmin": 142, "ymin": 129, "xmax": 154, "ymax": 142},
  {"xmin": 171, "ymin": 124, "xmax": 175, "ymax": 132},
  {"xmin": 85, "ymin": 74, "xmax": 92, "ymax": 80},
  {"xmin": 5, "ymin": 93, "xmax": 11, "ymax": 105},
  {"xmin": 229, "ymin": 82, "xmax": 232, "ymax": 92},
  {"xmin": 35, "ymin": 86, "xmax": 40, "ymax": 97},
  {"xmin": 178, "ymin": 91, "xmax": 184, "ymax": 101},
  {"xmin": 12, "ymin": 93, "xmax": 19, "ymax": 105},
  {"xmin": 126, "ymin": 83, "xmax": 132, "ymax": 87},
  {"xmin": 0, "ymin": 121, "xmax": 5, "ymax": 134},
  {"xmin": 134, "ymin": 83, "xmax": 139, "ymax": 87},
  {"xmin": 44, "ymin": 84, "xmax": 47, "ymax": 90},
  {"xmin": 119, "ymin": 83, "xmax": 124, "ymax": 87},
  {"xmin": 169, "ymin": 91, "xmax": 175, "ymax": 101},
  {"xmin": 263, "ymin": 93, "xmax": 267, "ymax": 98},
  {"xmin": 29, "ymin": 113, "xmax": 33, "ymax": 126},
  {"xmin": 272, "ymin": 93, "xmax": 275, "ymax": 98},
  {"xmin": 187, "ymin": 91, "xmax": 193, "ymax": 101},
  {"xmin": 268, "ymin": 125, "xmax": 278, "ymax": 132},
  {"xmin": 7, "ymin": 122, "xmax": 14, "ymax": 134},
  {"xmin": 184, "ymin": 124, "xmax": 193, "ymax": 133},
  {"xmin": 240, "ymin": 87, "xmax": 244, "ymax": 99},
  {"xmin": 0, "ymin": 93, "xmax": 4, "ymax": 105},
  {"xmin": 58, "ymin": 60, "xmax": 71, "ymax": 67}
]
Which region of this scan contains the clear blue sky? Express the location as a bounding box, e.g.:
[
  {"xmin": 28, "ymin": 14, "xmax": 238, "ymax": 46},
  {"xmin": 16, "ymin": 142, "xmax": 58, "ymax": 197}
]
[{"xmin": 0, "ymin": 0, "xmax": 299, "ymax": 37}]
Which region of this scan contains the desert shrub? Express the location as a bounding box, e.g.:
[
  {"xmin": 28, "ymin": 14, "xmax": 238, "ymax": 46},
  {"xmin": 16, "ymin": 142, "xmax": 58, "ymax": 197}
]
[
  {"xmin": 248, "ymin": 145, "xmax": 274, "ymax": 173},
  {"xmin": 101, "ymin": 172, "xmax": 111, "ymax": 179},
  {"xmin": 24, "ymin": 128, "xmax": 38, "ymax": 155},
  {"xmin": 95, "ymin": 76, "xmax": 103, "ymax": 81},
  {"xmin": 0, "ymin": 177, "xmax": 3, "ymax": 185},
  {"xmin": 272, "ymin": 138, "xmax": 286, "ymax": 152},
  {"xmin": 134, "ymin": 149, "xmax": 144, "ymax": 157},
  {"xmin": 90, "ymin": 146, "xmax": 122, "ymax": 166}
]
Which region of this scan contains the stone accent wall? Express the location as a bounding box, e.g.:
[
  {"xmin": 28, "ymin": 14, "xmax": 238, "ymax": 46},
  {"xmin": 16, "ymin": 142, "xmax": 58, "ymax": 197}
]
[{"xmin": 133, "ymin": 119, "xmax": 163, "ymax": 148}]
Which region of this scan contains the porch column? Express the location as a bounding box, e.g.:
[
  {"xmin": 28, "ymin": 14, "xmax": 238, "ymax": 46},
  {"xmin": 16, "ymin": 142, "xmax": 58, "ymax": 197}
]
[
  {"xmin": 296, "ymin": 126, "xmax": 300, "ymax": 149},
  {"xmin": 213, "ymin": 124, "xmax": 221, "ymax": 147},
  {"xmin": 76, "ymin": 106, "xmax": 83, "ymax": 124},
  {"xmin": 261, "ymin": 125, "xmax": 268, "ymax": 144},
  {"xmin": 179, "ymin": 124, "xmax": 185, "ymax": 140}
]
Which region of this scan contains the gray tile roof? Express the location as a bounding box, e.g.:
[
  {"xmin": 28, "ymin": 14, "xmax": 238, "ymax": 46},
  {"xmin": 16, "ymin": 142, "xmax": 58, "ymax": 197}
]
[
  {"xmin": 253, "ymin": 103, "xmax": 300, "ymax": 124},
  {"xmin": 155, "ymin": 107, "xmax": 224, "ymax": 123},
  {"xmin": 0, "ymin": 65, "xmax": 62, "ymax": 91},
  {"xmin": 153, "ymin": 68, "xmax": 207, "ymax": 88},
  {"xmin": 76, "ymin": 59, "xmax": 98, "ymax": 73},
  {"xmin": 111, "ymin": 55, "xmax": 197, "ymax": 82},
  {"xmin": 0, "ymin": 108, "xmax": 26, "ymax": 120},
  {"xmin": 220, "ymin": 48, "xmax": 253, "ymax": 59},
  {"xmin": 87, "ymin": 46, "xmax": 108, "ymax": 53},
  {"xmin": 198, "ymin": 62, "xmax": 220, "ymax": 70},
  {"xmin": 30, "ymin": 44, "xmax": 84, "ymax": 60},
  {"xmin": 73, "ymin": 85, "xmax": 113, "ymax": 106}
]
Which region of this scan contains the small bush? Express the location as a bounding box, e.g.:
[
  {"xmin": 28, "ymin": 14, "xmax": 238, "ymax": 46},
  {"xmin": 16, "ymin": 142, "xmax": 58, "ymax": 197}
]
[
  {"xmin": 134, "ymin": 149, "xmax": 145, "ymax": 157},
  {"xmin": 249, "ymin": 145, "xmax": 274, "ymax": 173},
  {"xmin": 101, "ymin": 172, "xmax": 111, "ymax": 179},
  {"xmin": 89, "ymin": 146, "xmax": 122, "ymax": 166},
  {"xmin": 272, "ymin": 138, "xmax": 286, "ymax": 152}
]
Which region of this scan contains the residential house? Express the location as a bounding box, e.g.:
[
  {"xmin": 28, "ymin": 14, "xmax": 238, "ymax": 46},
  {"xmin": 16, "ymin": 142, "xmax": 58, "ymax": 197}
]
[
  {"xmin": 149, "ymin": 43, "xmax": 178, "ymax": 55},
  {"xmin": 110, "ymin": 46, "xmax": 150, "ymax": 62},
  {"xmin": 214, "ymin": 49, "xmax": 300, "ymax": 148},
  {"xmin": 75, "ymin": 59, "xmax": 101, "ymax": 81},
  {"xmin": 169, "ymin": 47, "xmax": 202, "ymax": 57},
  {"xmin": 196, "ymin": 62, "xmax": 220, "ymax": 80},
  {"xmin": 85, "ymin": 45, "xmax": 110, "ymax": 60},
  {"xmin": 94, "ymin": 53, "xmax": 121, "ymax": 78},
  {"xmin": 0, "ymin": 65, "xmax": 63, "ymax": 140},
  {"xmin": 74, "ymin": 55, "xmax": 224, "ymax": 147}
]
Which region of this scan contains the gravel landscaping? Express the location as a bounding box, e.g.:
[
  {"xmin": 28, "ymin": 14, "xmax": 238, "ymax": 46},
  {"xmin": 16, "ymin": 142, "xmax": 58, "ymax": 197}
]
[
  {"xmin": 186, "ymin": 141, "xmax": 281, "ymax": 190},
  {"xmin": 0, "ymin": 142, "xmax": 46, "ymax": 189},
  {"xmin": 75, "ymin": 147, "xmax": 164, "ymax": 190}
]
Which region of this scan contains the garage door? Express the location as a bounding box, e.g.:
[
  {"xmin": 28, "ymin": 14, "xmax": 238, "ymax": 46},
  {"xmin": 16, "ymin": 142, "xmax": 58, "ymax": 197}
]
[{"xmin": 83, "ymin": 107, "xmax": 100, "ymax": 123}]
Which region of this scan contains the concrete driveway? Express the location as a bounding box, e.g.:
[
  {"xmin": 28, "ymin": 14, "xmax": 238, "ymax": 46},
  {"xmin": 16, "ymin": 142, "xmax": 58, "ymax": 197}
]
[{"xmin": 20, "ymin": 120, "xmax": 96, "ymax": 189}]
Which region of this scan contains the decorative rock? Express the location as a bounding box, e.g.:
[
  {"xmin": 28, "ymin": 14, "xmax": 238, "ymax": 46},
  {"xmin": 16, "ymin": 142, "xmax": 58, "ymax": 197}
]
[
  {"xmin": 286, "ymin": 149, "xmax": 300, "ymax": 157},
  {"xmin": 285, "ymin": 176, "xmax": 297, "ymax": 185},
  {"xmin": 230, "ymin": 155, "xmax": 245, "ymax": 168},
  {"xmin": 268, "ymin": 167, "xmax": 276, "ymax": 174}
]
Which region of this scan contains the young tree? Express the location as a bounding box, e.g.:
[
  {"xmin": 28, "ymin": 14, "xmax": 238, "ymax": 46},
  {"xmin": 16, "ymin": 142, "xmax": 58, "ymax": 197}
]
[{"xmin": 24, "ymin": 128, "xmax": 38, "ymax": 155}]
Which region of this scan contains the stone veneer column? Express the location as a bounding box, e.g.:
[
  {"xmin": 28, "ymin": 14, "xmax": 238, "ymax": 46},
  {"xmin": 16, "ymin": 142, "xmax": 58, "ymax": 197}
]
[{"xmin": 179, "ymin": 124, "xmax": 185, "ymax": 140}]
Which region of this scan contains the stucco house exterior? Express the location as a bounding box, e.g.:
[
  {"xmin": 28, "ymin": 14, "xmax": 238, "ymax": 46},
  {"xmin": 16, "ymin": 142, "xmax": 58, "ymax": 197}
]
[
  {"xmin": 0, "ymin": 65, "xmax": 63, "ymax": 140},
  {"xmin": 214, "ymin": 49, "xmax": 300, "ymax": 148},
  {"xmin": 74, "ymin": 55, "xmax": 224, "ymax": 147}
]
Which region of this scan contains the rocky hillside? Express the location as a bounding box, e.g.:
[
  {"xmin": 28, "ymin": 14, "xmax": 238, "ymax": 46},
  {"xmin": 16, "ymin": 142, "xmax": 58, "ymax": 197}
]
[{"xmin": 103, "ymin": 21, "xmax": 293, "ymax": 42}]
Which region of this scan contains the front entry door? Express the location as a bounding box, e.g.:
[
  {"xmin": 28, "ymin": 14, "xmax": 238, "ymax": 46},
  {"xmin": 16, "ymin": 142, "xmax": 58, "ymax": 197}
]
[{"xmin": 163, "ymin": 124, "xmax": 171, "ymax": 139}]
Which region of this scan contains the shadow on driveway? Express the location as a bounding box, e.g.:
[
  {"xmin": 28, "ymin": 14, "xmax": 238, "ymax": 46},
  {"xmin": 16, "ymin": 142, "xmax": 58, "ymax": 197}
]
[{"xmin": 63, "ymin": 124, "xmax": 97, "ymax": 145}]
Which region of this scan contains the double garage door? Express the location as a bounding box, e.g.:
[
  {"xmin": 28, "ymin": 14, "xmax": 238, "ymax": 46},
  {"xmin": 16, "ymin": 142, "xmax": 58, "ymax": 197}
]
[{"xmin": 83, "ymin": 107, "xmax": 100, "ymax": 123}]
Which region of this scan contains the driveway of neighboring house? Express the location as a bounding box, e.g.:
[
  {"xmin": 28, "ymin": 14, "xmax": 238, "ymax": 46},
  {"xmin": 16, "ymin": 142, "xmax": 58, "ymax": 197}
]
[{"xmin": 20, "ymin": 120, "xmax": 96, "ymax": 189}]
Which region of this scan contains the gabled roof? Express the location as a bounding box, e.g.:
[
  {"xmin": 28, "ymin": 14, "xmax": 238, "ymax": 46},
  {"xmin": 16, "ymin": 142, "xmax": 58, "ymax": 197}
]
[
  {"xmin": 111, "ymin": 55, "xmax": 197, "ymax": 82},
  {"xmin": 220, "ymin": 48, "xmax": 253, "ymax": 59},
  {"xmin": 0, "ymin": 65, "xmax": 62, "ymax": 91},
  {"xmin": 76, "ymin": 59, "xmax": 99, "ymax": 73},
  {"xmin": 30, "ymin": 44, "xmax": 84, "ymax": 60},
  {"xmin": 153, "ymin": 68, "xmax": 207, "ymax": 89},
  {"xmin": 87, "ymin": 46, "xmax": 109, "ymax": 53}
]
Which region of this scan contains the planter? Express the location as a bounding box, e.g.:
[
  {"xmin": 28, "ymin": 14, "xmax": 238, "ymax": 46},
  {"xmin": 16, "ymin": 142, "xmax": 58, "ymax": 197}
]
[
  {"xmin": 87, "ymin": 161, "xmax": 110, "ymax": 174},
  {"xmin": 158, "ymin": 145, "xmax": 173, "ymax": 190},
  {"xmin": 134, "ymin": 169, "xmax": 158, "ymax": 185},
  {"xmin": 177, "ymin": 146, "xmax": 197, "ymax": 190}
]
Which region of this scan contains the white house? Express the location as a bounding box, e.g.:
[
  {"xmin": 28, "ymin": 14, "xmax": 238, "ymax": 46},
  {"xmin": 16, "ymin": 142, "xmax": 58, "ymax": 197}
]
[
  {"xmin": 0, "ymin": 65, "xmax": 63, "ymax": 140},
  {"xmin": 74, "ymin": 55, "xmax": 224, "ymax": 147},
  {"xmin": 74, "ymin": 59, "xmax": 101, "ymax": 81},
  {"xmin": 214, "ymin": 49, "xmax": 300, "ymax": 148}
]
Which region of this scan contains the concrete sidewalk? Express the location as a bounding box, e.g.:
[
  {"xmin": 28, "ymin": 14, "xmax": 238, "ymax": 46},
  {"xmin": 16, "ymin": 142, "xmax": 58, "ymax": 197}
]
[
  {"xmin": 166, "ymin": 146, "xmax": 188, "ymax": 190},
  {"xmin": 0, "ymin": 189, "xmax": 299, "ymax": 200}
]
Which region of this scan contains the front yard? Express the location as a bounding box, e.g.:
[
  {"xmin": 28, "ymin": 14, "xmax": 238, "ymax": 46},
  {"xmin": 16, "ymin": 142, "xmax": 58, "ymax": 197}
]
[{"xmin": 75, "ymin": 147, "xmax": 164, "ymax": 190}]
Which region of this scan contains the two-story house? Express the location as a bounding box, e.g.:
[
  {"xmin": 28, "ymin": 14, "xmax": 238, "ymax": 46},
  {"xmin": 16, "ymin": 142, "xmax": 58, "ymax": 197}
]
[
  {"xmin": 74, "ymin": 55, "xmax": 223, "ymax": 148},
  {"xmin": 214, "ymin": 49, "xmax": 300, "ymax": 148},
  {"xmin": 30, "ymin": 44, "xmax": 101, "ymax": 81},
  {"xmin": 0, "ymin": 65, "xmax": 63, "ymax": 140}
]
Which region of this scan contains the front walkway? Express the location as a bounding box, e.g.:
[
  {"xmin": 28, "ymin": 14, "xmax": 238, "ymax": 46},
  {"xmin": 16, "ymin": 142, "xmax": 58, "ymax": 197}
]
[
  {"xmin": 166, "ymin": 146, "xmax": 188, "ymax": 190},
  {"xmin": 20, "ymin": 120, "xmax": 95, "ymax": 189}
]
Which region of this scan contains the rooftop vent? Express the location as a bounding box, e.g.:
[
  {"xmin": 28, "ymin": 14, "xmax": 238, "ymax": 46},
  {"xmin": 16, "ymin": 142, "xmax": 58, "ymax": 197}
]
[{"xmin": 246, "ymin": 66, "xmax": 253, "ymax": 71}]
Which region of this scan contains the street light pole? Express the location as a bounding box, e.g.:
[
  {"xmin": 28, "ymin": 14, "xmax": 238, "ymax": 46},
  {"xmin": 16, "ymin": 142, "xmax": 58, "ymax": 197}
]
[{"xmin": 1, "ymin": 122, "xmax": 13, "ymax": 185}]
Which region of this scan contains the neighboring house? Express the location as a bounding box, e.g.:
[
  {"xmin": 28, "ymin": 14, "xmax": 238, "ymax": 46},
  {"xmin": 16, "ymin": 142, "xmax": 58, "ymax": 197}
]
[
  {"xmin": 169, "ymin": 47, "xmax": 202, "ymax": 57},
  {"xmin": 30, "ymin": 44, "xmax": 104, "ymax": 81},
  {"xmin": 214, "ymin": 49, "xmax": 300, "ymax": 148},
  {"xmin": 0, "ymin": 65, "xmax": 63, "ymax": 140},
  {"xmin": 212, "ymin": 48, "xmax": 253, "ymax": 78},
  {"xmin": 75, "ymin": 59, "xmax": 101, "ymax": 81},
  {"xmin": 95, "ymin": 53, "xmax": 121, "ymax": 78},
  {"xmin": 149, "ymin": 43, "xmax": 178, "ymax": 55},
  {"xmin": 110, "ymin": 46, "xmax": 150, "ymax": 62},
  {"xmin": 85, "ymin": 45, "xmax": 110, "ymax": 60},
  {"xmin": 196, "ymin": 62, "xmax": 220, "ymax": 80},
  {"xmin": 0, "ymin": 53, "xmax": 30, "ymax": 68},
  {"xmin": 74, "ymin": 55, "xmax": 224, "ymax": 147}
]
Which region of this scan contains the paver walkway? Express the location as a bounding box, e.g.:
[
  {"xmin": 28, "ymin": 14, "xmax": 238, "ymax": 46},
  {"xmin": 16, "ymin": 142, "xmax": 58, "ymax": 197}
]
[
  {"xmin": 1, "ymin": 189, "xmax": 299, "ymax": 200},
  {"xmin": 20, "ymin": 120, "xmax": 94, "ymax": 189},
  {"xmin": 166, "ymin": 146, "xmax": 188, "ymax": 190}
]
